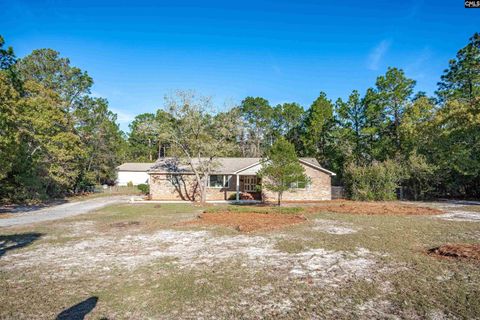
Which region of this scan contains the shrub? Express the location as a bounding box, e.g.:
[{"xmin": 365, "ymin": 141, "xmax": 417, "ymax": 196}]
[
  {"xmin": 402, "ymin": 152, "xmax": 437, "ymax": 200},
  {"xmin": 344, "ymin": 160, "xmax": 404, "ymax": 201},
  {"xmin": 228, "ymin": 192, "xmax": 255, "ymax": 200},
  {"xmin": 127, "ymin": 181, "xmax": 134, "ymax": 188},
  {"xmin": 137, "ymin": 183, "xmax": 150, "ymax": 195}
]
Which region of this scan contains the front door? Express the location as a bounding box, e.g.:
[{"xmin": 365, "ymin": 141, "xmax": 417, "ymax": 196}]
[{"xmin": 244, "ymin": 176, "xmax": 257, "ymax": 192}]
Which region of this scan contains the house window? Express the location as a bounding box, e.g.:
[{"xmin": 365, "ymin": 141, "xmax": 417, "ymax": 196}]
[
  {"xmin": 208, "ymin": 175, "xmax": 231, "ymax": 188},
  {"xmin": 290, "ymin": 180, "xmax": 308, "ymax": 189}
]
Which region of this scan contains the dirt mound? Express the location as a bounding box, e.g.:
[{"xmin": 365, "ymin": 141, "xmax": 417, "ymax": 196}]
[
  {"xmin": 179, "ymin": 212, "xmax": 307, "ymax": 232},
  {"xmin": 110, "ymin": 221, "xmax": 141, "ymax": 228},
  {"xmin": 428, "ymin": 244, "xmax": 480, "ymax": 261},
  {"xmin": 307, "ymin": 201, "xmax": 442, "ymax": 215}
]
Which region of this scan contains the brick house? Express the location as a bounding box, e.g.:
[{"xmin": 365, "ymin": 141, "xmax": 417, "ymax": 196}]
[{"xmin": 148, "ymin": 157, "xmax": 335, "ymax": 202}]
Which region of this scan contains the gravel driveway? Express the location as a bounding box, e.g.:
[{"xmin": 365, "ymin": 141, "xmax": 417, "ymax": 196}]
[{"xmin": 0, "ymin": 196, "xmax": 129, "ymax": 227}]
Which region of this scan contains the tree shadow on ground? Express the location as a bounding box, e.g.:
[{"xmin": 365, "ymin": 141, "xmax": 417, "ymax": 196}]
[
  {"xmin": 0, "ymin": 232, "xmax": 43, "ymax": 258},
  {"xmin": 56, "ymin": 297, "xmax": 99, "ymax": 320}
]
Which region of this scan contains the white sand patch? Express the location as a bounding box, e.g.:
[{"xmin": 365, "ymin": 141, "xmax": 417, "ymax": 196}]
[
  {"xmin": 436, "ymin": 210, "xmax": 480, "ymax": 222},
  {"xmin": 313, "ymin": 219, "xmax": 359, "ymax": 234},
  {"xmin": 1, "ymin": 230, "xmax": 377, "ymax": 286},
  {"xmin": 418, "ymin": 201, "xmax": 480, "ymax": 222}
]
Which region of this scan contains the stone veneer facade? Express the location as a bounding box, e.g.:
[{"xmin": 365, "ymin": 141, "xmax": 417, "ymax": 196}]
[{"xmin": 149, "ymin": 163, "xmax": 331, "ymax": 201}]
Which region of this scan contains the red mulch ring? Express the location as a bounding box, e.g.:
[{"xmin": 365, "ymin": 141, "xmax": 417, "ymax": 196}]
[
  {"xmin": 428, "ymin": 243, "xmax": 480, "ymax": 261},
  {"xmin": 178, "ymin": 212, "xmax": 307, "ymax": 232},
  {"xmin": 305, "ymin": 201, "xmax": 442, "ymax": 215}
]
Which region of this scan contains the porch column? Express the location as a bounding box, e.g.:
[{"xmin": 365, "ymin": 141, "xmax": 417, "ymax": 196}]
[{"xmin": 236, "ymin": 174, "xmax": 240, "ymax": 201}]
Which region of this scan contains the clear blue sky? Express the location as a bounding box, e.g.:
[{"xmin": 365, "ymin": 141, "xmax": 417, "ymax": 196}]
[{"xmin": 1, "ymin": 0, "xmax": 478, "ymax": 131}]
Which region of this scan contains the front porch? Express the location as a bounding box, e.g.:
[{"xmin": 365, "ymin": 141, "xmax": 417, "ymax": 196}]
[
  {"xmin": 233, "ymin": 174, "xmax": 262, "ymax": 201},
  {"xmin": 207, "ymin": 174, "xmax": 262, "ymax": 201}
]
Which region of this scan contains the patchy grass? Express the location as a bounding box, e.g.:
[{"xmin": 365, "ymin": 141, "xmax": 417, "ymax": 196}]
[
  {"xmin": 204, "ymin": 205, "xmax": 304, "ymax": 215},
  {"xmin": 0, "ymin": 201, "xmax": 479, "ymax": 319},
  {"xmin": 306, "ymin": 200, "xmax": 442, "ymax": 215}
]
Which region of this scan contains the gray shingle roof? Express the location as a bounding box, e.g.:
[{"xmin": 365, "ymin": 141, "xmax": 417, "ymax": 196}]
[
  {"xmin": 148, "ymin": 157, "xmax": 335, "ymax": 175},
  {"xmin": 116, "ymin": 163, "xmax": 154, "ymax": 172}
]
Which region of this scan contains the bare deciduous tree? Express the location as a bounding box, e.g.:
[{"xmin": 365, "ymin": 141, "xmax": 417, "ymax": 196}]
[{"xmin": 161, "ymin": 90, "xmax": 238, "ymax": 203}]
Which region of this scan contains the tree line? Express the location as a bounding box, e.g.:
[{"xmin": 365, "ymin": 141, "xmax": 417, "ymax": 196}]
[
  {"xmin": 1, "ymin": 33, "xmax": 479, "ymax": 202},
  {"xmin": 0, "ymin": 36, "xmax": 126, "ymax": 202}
]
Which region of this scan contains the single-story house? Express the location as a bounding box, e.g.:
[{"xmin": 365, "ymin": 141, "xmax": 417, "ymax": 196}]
[
  {"xmin": 116, "ymin": 163, "xmax": 153, "ymax": 186},
  {"xmin": 148, "ymin": 157, "xmax": 335, "ymax": 202}
]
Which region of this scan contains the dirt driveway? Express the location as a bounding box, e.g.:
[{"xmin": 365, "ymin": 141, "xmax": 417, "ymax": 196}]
[{"xmin": 0, "ymin": 196, "xmax": 129, "ymax": 227}]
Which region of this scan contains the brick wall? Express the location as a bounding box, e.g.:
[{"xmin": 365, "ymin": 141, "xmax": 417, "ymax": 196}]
[
  {"xmin": 149, "ymin": 163, "xmax": 332, "ymax": 202},
  {"xmin": 149, "ymin": 173, "xmax": 237, "ymax": 201},
  {"xmin": 262, "ymin": 163, "xmax": 332, "ymax": 202}
]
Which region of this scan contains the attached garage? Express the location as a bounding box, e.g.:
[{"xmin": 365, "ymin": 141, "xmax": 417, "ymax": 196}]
[{"xmin": 116, "ymin": 163, "xmax": 153, "ymax": 186}]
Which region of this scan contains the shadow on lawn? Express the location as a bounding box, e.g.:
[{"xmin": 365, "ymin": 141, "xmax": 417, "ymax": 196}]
[
  {"xmin": 0, "ymin": 232, "xmax": 43, "ymax": 258},
  {"xmin": 56, "ymin": 297, "xmax": 99, "ymax": 320}
]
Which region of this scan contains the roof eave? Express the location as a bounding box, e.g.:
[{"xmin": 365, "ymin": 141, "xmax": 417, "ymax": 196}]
[{"xmin": 298, "ymin": 159, "xmax": 336, "ymax": 176}]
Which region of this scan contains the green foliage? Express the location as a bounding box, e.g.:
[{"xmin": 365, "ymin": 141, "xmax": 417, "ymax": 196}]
[
  {"xmin": 259, "ymin": 138, "xmax": 309, "ymax": 205},
  {"xmin": 437, "ymin": 33, "xmax": 480, "ymax": 105},
  {"xmin": 372, "ymin": 67, "xmax": 416, "ymax": 159},
  {"xmin": 0, "ymin": 35, "xmax": 16, "ymax": 70},
  {"xmin": 402, "ymin": 152, "xmax": 437, "ymax": 200},
  {"xmin": 137, "ymin": 183, "xmax": 150, "ymax": 195},
  {"xmin": 0, "ymin": 36, "xmax": 124, "ymax": 203},
  {"xmin": 239, "ymin": 96, "xmax": 274, "ymax": 156},
  {"xmin": 344, "ymin": 160, "xmax": 404, "ymax": 201},
  {"xmin": 128, "ymin": 113, "xmax": 160, "ymax": 161},
  {"xmin": 299, "ymin": 92, "xmax": 335, "ymax": 166},
  {"xmin": 75, "ymin": 97, "xmax": 125, "ymax": 186},
  {"xmin": 127, "ymin": 181, "xmax": 134, "ymax": 188},
  {"xmin": 15, "ymin": 48, "xmax": 93, "ymax": 112},
  {"xmin": 1, "ymin": 32, "xmax": 480, "ymax": 202},
  {"xmin": 426, "ymin": 99, "xmax": 480, "ymax": 197}
]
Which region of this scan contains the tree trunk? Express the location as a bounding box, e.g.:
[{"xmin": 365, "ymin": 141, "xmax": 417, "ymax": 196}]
[
  {"xmin": 277, "ymin": 191, "xmax": 282, "ymax": 206},
  {"xmin": 200, "ymin": 176, "xmax": 208, "ymax": 204},
  {"xmin": 148, "ymin": 138, "xmax": 152, "ymax": 161}
]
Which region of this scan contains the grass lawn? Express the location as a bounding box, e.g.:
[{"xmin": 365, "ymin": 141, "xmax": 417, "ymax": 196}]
[{"xmin": 0, "ymin": 202, "xmax": 479, "ymax": 319}]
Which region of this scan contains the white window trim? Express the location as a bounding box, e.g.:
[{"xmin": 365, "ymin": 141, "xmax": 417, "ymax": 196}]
[
  {"xmin": 208, "ymin": 175, "xmax": 231, "ymax": 188},
  {"xmin": 289, "ymin": 179, "xmax": 309, "ymax": 190}
]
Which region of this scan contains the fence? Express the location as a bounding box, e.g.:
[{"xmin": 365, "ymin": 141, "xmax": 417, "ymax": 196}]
[{"xmin": 331, "ymin": 186, "xmax": 345, "ymax": 199}]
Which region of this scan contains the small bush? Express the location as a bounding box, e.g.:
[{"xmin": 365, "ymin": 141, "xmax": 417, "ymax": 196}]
[
  {"xmin": 344, "ymin": 160, "xmax": 404, "ymax": 201},
  {"xmin": 127, "ymin": 181, "xmax": 134, "ymax": 188},
  {"xmin": 137, "ymin": 183, "xmax": 150, "ymax": 194},
  {"xmin": 227, "ymin": 192, "xmax": 255, "ymax": 200}
]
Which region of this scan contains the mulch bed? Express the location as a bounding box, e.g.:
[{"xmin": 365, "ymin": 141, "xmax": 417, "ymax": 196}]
[
  {"xmin": 428, "ymin": 243, "xmax": 480, "ymax": 261},
  {"xmin": 306, "ymin": 201, "xmax": 442, "ymax": 215},
  {"xmin": 178, "ymin": 212, "xmax": 307, "ymax": 232}
]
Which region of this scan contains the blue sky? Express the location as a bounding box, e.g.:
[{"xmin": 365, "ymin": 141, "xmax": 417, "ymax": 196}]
[{"xmin": 1, "ymin": 0, "xmax": 478, "ymax": 131}]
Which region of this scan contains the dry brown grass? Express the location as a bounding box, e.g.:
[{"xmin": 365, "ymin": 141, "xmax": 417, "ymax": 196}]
[
  {"xmin": 178, "ymin": 211, "xmax": 307, "ymax": 232},
  {"xmin": 428, "ymin": 243, "xmax": 480, "ymax": 261},
  {"xmin": 307, "ymin": 200, "xmax": 442, "ymax": 215}
]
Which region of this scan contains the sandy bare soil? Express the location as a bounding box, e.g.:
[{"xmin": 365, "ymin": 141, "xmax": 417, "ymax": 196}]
[{"xmin": 1, "ymin": 202, "xmax": 479, "ymax": 319}]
